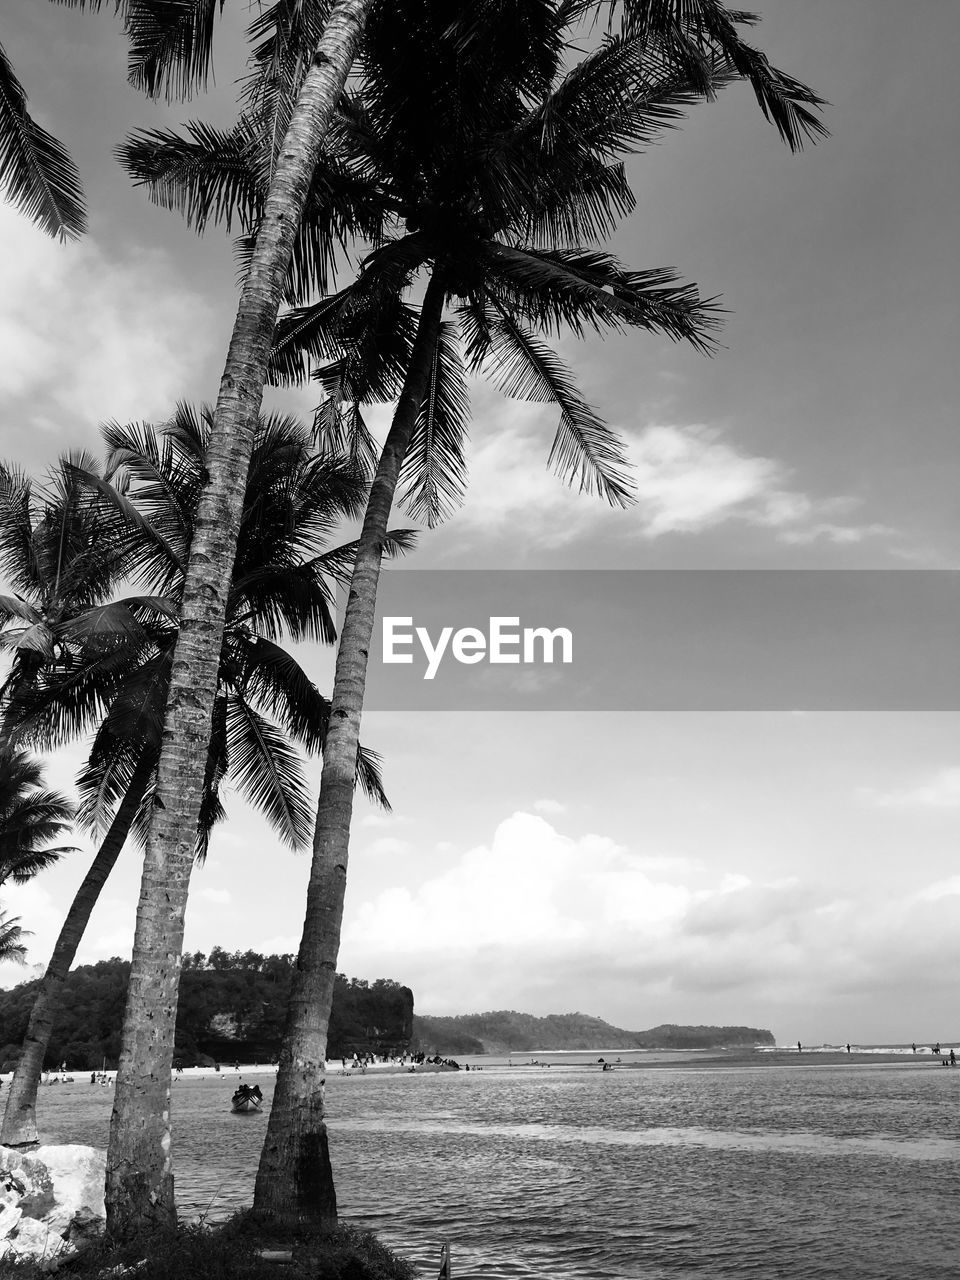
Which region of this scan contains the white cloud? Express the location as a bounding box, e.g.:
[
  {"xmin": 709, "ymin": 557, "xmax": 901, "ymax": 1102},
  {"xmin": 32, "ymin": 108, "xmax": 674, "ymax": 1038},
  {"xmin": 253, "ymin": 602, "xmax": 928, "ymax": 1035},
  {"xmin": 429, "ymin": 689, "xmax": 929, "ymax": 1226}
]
[
  {"xmin": 861, "ymin": 767, "xmax": 960, "ymax": 811},
  {"xmin": 0, "ymin": 206, "xmax": 218, "ymax": 452},
  {"xmin": 339, "ymin": 811, "xmax": 960, "ymax": 1028},
  {"xmin": 532, "ymin": 799, "xmax": 567, "ymax": 815},
  {"xmin": 456, "ymin": 413, "xmax": 891, "ymax": 549}
]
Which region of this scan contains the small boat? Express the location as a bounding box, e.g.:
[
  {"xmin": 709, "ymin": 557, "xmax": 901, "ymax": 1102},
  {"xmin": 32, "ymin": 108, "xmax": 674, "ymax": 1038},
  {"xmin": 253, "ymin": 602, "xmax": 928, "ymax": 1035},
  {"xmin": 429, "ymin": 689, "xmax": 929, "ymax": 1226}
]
[{"xmin": 231, "ymin": 1083, "xmax": 263, "ymax": 1113}]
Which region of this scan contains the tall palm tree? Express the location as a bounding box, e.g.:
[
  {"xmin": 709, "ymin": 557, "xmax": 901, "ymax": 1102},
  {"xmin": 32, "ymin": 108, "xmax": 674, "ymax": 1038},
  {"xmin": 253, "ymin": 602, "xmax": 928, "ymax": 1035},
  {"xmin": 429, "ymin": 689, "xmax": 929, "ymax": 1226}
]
[
  {"xmin": 99, "ymin": 0, "xmax": 379, "ymax": 1233},
  {"xmin": 106, "ymin": 0, "xmax": 824, "ymax": 1233},
  {"xmin": 121, "ymin": 0, "xmax": 826, "ymax": 1231},
  {"xmin": 0, "ymin": 408, "xmax": 398, "ymax": 1148}
]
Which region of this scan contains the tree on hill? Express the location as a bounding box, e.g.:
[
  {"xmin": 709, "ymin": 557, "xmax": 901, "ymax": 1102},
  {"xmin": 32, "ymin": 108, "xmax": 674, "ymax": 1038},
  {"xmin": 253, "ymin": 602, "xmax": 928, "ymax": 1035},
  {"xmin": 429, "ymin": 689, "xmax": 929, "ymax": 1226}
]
[{"xmin": 0, "ymin": 956, "xmax": 413, "ymax": 1070}]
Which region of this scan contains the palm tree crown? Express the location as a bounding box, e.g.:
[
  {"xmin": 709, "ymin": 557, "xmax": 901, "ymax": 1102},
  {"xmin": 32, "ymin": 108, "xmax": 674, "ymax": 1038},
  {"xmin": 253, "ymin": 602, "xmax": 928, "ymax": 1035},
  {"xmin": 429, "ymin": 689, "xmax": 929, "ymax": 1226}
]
[{"xmin": 0, "ymin": 747, "xmax": 75, "ymax": 888}]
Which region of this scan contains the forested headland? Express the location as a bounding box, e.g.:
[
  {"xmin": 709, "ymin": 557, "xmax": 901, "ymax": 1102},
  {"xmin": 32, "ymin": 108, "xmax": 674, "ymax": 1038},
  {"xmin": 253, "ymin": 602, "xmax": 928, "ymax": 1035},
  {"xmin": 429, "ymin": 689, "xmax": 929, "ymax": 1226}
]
[
  {"xmin": 413, "ymin": 1011, "xmax": 775, "ymax": 1055},
  {"xmin": 0, "ymin": 950, "xmax": 413, "ymax": 1070},
  {"xmin": 0, "ymin": 952, "xmax": 773, "ymax": 1069}
]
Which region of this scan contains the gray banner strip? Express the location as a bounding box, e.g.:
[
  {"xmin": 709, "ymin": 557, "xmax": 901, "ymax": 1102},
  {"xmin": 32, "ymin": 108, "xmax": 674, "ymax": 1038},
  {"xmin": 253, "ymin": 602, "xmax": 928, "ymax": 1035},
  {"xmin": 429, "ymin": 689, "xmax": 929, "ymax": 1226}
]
[{"xmin": 346, "ymin": 570, "xmax": 960, "ymax": 711}]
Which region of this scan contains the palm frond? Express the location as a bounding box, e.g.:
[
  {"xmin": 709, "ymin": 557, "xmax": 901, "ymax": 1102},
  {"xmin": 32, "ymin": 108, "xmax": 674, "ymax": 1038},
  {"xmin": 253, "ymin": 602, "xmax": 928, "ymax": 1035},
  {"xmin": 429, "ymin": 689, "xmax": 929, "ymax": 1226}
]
[
  {"xmin": 464, "ymin": 296, "xmax": 634, "ymax": 506},
  {"xmin": 229, "ymin": 635, "xmax": 329, "ymax": 753},
  {"xmin": 124, "ymin": 0, "xmax": 227, "ymax": 101},
  {"xmin": 485, "ymin": 243, "xmax": 722, "ymax": 352},
  {"xmin": 610, "ymin": 0, "xmax": 828, "ymax": 151},
  {"xmin": 0, "ymin": 40, "xmax": 86, "ymax": 240},
  {"xmin": 0, "ymin": 910, "xmax": 28, "ymax": 964},
  {"xmin": 224, "ymin": 698, "xmax": 315, "ymax": 849},
  {"xmin": 398, "ymin": 321, "xmax": 470, "ymax": 527},
  {"xmin": 117, "ymin": 118, "xmax": 262, "ymax": 234},
  {"xmin": 356, "ymin": 744, "xmax": 389, "ymax": 810}
]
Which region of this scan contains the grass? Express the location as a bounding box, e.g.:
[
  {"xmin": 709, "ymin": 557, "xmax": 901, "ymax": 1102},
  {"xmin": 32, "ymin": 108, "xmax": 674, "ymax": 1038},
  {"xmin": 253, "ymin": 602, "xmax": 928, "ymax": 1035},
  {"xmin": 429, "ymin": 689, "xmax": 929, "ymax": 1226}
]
[{"xmin": 2, "ymin": 1215, "xmax": 420, "ymax": 1279}]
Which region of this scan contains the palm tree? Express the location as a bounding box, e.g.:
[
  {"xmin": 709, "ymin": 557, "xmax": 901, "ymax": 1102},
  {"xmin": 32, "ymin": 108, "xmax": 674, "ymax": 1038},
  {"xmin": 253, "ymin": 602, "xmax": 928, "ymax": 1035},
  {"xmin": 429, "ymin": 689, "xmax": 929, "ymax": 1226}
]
[
  {"xmin": 98, "ymin": 0, "xmax": 380, "ymax": 1232},
  {"xmin": 120, "ymin": 0, "xmax": 825, "ymax": 1231},
  {"xmin": 0, "ymin": 747, "xmax": 76, "ymax": 885},
  {"xmin": 0, "ymin": 408, "xmax": 399, "ymax": 1148},
  {"xmin": 0, "ymin": 746, "xmax": 75, "ymax": 977},
  {"xmin": 0, "ymin": 910, "xmax": 29, "ymax": 965},
  {"xmin": 105, "ymin": 0, "xmax": 824, "ymax": 1233}
]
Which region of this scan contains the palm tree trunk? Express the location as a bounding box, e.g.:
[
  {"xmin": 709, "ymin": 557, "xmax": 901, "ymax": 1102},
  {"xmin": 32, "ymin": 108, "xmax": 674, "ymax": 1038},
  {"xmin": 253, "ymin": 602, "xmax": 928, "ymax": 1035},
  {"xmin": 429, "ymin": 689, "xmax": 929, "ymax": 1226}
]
[
  {"xmin": 104, "ymin": 0, "xmax": 374, "ymax": 1237},
  {"xmin": 252, "ymin": 272, "xmax": 447, "ymax": 1230},
  {"xmin": 0, "ymin": 755, "xmax": 153, "ymax": 1148}
]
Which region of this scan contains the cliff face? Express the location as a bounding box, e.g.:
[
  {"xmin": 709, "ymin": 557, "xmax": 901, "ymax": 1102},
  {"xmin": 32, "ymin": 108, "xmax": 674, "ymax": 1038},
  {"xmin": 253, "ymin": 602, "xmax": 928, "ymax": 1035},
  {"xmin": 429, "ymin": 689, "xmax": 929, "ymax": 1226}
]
[{"xmin": 413, "ymin": 1011, "xmax": 775, "ymax": 1055}]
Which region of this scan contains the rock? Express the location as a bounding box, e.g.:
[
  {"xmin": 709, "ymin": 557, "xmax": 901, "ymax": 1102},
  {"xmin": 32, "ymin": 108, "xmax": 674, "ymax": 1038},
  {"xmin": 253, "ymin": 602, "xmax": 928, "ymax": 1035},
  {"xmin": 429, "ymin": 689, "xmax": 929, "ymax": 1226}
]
[{"xmin": 0, "ymin": 1143, "xmax": 105, "ymax": 1264}]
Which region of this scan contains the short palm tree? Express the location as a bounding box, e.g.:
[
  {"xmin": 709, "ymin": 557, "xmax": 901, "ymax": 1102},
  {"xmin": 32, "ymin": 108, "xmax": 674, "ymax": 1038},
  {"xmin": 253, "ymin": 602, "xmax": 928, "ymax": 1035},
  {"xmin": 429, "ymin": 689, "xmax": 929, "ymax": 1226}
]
[
  {"xmin": 0, "ymin": 407, "xmax": 400, "ymax": 1147},
  {"xmin": 0, "ymin": 746, "xmax": 75, "ymax": 979},
  {"xmin": 0, "ymin": 910, "xmax": 29, "ymax": 965},
  {"xmin": 0, "ymin": 747, "xmax": 76, "ymax": 886}
]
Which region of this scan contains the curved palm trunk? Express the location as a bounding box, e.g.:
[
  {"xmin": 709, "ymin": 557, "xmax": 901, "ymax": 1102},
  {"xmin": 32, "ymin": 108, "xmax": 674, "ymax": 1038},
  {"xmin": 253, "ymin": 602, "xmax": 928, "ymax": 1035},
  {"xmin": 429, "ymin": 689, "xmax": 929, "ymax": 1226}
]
[
  {"xmin": 104, "ymin": 0, "xmax": 374, "ymax": 1237},
  {"xmin": 252, "ymin": 273, "xmax": 447, "ymax": 1230},
  {"xmin": 1, "ymin": 755, "xmax": 153, "ymax": 1147}
]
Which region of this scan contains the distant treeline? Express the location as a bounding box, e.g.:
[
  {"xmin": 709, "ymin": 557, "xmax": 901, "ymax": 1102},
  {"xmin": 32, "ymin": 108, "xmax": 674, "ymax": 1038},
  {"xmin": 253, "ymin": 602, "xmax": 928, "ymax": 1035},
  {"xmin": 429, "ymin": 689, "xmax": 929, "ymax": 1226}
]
[
  {"xmin": 0, "ymin": 949, "xmax": 413, "ymax": 1070},
  {"xmin": 413, "ymin": 1010, "xmax": 775, "ymax": 1055}
]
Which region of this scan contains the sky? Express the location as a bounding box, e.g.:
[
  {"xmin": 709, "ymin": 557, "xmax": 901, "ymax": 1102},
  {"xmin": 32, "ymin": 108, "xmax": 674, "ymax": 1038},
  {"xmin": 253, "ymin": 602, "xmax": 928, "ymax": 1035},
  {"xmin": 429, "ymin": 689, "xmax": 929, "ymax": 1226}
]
[{"xmin": 0, "ymin": 1, "xmax": 958, "ymax": 1046}]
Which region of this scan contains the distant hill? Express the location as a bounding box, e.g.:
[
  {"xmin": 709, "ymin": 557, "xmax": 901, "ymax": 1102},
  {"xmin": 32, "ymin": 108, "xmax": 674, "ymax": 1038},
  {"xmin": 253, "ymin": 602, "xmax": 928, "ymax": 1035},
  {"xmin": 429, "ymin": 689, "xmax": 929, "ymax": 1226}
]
[{"xmin": 413, "ymin": 1011, "xmax": 774, "ymax": 1055}]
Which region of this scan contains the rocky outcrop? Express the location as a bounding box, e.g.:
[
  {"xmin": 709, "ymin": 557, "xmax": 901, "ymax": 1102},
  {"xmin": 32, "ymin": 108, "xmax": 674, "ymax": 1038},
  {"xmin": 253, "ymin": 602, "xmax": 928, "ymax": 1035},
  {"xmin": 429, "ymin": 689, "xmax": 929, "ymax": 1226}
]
[{"xmin": 0, "ymin": 1143, "xmax": 105, "ymax": 1265}]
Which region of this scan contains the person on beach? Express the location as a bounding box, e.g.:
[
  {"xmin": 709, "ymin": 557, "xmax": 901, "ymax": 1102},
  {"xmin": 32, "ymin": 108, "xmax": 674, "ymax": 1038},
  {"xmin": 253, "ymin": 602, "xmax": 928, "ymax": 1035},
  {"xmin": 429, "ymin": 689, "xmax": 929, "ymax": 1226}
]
[
  {"xmin": 797, "ymin": 1041, "xmax": 802, "ymax": 1054},
  {"xmin": 950, "ymin": 1050, "xmax": 956, "ymax": 1066}
]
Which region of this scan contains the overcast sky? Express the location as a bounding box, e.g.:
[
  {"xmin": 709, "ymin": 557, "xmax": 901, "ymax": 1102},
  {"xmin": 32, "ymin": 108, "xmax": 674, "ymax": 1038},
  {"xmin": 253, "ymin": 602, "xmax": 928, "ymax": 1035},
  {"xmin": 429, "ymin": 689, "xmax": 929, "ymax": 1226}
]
[{"xmin": 1, "ymin": 1, "xmax": 958, "ymax": 1045}]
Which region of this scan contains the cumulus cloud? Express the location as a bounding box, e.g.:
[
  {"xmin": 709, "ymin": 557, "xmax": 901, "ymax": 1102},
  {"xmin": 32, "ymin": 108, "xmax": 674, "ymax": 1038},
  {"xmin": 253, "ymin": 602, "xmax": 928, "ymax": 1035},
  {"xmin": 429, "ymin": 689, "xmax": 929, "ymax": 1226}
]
[
  {"xmin": 456, "ymin": 413, "xmax": 891, "ymax": 549},
  {"xmin": 339, "ymin": 811, "xmax": 960, "ymax": 1031},
  {"xmin": 533, "ymin": 799, "xmax": 567, "ymax": 815},
  {"xmin": 0, "ymin": 206, "xmax": 218, "ymax": 454}
]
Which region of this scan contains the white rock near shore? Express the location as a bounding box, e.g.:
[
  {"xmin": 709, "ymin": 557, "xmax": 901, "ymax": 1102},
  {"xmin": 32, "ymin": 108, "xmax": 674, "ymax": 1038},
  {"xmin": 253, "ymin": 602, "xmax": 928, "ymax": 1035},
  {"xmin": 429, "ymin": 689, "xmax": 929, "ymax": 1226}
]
[{"xmin": 0, "ymin": 1143, "xmax": 105, "ymax": 1265}]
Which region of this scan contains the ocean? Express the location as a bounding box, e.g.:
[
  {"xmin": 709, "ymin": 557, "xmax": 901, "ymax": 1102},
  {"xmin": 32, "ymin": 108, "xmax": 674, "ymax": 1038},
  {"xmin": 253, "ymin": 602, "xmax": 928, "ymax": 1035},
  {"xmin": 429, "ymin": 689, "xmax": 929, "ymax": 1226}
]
[{"xmin": 30, "ymin": 1051, "xmax": 960, "ymax": 1279}]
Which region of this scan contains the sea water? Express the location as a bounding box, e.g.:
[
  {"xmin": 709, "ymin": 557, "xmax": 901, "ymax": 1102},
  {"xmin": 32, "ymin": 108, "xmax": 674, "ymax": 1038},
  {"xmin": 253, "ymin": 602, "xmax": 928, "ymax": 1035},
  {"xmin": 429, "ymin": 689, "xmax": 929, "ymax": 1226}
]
[{"xmin": 31, "ymin": 1057, "xmax": 960, "ymax": 1278}]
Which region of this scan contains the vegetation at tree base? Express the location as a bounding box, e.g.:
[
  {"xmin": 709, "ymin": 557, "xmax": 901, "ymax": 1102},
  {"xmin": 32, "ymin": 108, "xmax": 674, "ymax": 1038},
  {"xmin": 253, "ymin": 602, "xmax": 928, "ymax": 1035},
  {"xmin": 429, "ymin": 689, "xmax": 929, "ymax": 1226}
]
[
  {"xmin": 412, "ymin": 1011, "xmax": 775, "ymax": 1055},
  {"xmin": 0, "ymin": 955, "xmax": 413, "ymax": 1072},
  {"xmin": 2, "ymin": 1215, "xmax": 415, "ymax": 1280}
]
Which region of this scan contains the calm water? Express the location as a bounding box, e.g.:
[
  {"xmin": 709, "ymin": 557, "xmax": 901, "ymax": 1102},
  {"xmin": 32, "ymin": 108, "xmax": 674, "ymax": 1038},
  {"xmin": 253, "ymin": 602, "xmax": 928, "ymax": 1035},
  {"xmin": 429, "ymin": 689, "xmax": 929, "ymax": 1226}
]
[{"xmin": 31, "ymin": 1058, "xmax": 960, "ymax": 1279}]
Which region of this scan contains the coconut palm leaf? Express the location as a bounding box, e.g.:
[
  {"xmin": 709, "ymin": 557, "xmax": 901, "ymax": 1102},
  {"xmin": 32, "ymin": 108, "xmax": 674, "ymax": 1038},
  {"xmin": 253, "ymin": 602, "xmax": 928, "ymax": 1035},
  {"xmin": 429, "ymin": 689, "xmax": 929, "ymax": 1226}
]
[
  {"xmin": 224, "ymin": 697, "xmax": 315, "ymax": 849},
  {"xmin": 0, "ymin": 747, "xmax": 75, "ymax": 887},
  {"xmin": 118, "ymin": 119, "xmax": 262, "ymax": 234},
  {"xmin": 0, "ymin": 911, "xmax": 28, "ymax": 964},
  {"xmin": 124, "ymin": 0, "xmax": 227, "ymax": 101},
  {"xmin": 464, "ymin": 296, "xmax": 634, "ymax": 505},
  {"xmin": 483, "ymin": 244, "xmax": 722, "ymax": 351},
  {"xmin": 0, "ymin": 40, "xmax": 86, "ymax": 240},
  {"xmin": 398, "ymin": 321, "xmax": 470, "ymax": 527},
  {"xmin": 608, "ymin": 0, "xmax": 828, "ymax": 151}
]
